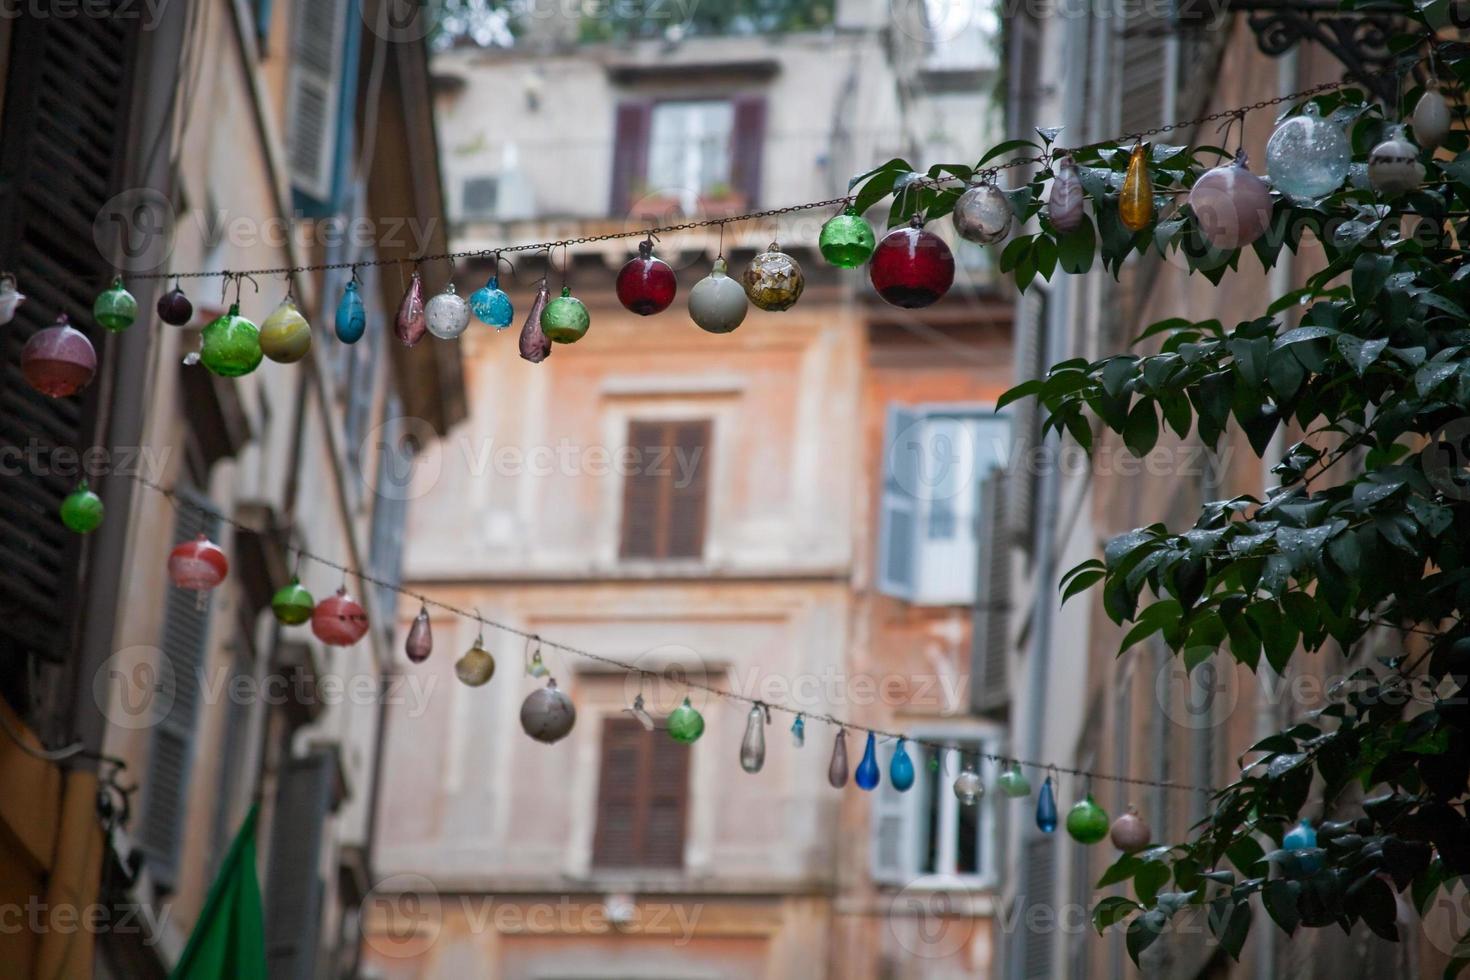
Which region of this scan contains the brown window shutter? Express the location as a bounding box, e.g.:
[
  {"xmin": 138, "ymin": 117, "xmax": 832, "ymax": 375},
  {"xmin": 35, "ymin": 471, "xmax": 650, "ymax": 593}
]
[
  {"xmin": 666, "ymin": 420, "xmax": 710, "ymax": 558},
  {"xmin": 730, "ymin": 95, "xmax": 767, "ymax": 208},
  {"xmin": 620, "ymin": 420, "xmax": 711, "ymax": 560},
  {"xmin": 593, "ymin": 717, "xmax": 689, "ymax": 868},
  {"xmin": 608, "ymin": 101, "xmax": 652, "ymax": 215},
  {"xmin": 619, "ymin": 420, "xmax": 665, "ymax": 559}
]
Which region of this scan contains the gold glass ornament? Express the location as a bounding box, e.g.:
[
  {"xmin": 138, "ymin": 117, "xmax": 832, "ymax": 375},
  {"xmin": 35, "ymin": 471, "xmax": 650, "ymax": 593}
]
[{"xmin": 1119, "ymin": 143, "xmax": 1154, "ymax": 232}]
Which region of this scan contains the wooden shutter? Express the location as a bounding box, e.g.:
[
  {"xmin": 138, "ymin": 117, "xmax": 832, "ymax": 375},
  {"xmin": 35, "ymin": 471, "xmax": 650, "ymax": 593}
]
[
  {"xmin": 876, "ymin": 406, "xmax": 919, "ymax": 598},
  {"xmin": 608, "ymin": 102, "xmax": 652, "ymax": 215},
  {"xmin": 592, "ymin": 717, "xmax": 689, "ymax": 868},
  {"xmin": 1019, "ymin": 836, "xmax": 1057, "ymax": 978},
  {"xmin": 970, "ymin": 471, "xmax": 1011, "ymax": 714},
  {"xmin": 0, "ymin": 8, "xmax": 135, "ymax": 689},
  {"xmin": 1007, "ymin": 288, "xmax": 1048, "ymax": 548},
  {"xmin": 139, "ymin": 489, "xmax": 221, "ymax": 890},
  {"xmin": 1119, "ymin": 12, "xmax": 1168, "ymax": 137},
  {"xmin": 730, "ymin": 95, "xmax": 767, "ymax": 208},
  {"xmin": 286, "ymin": 0, "xmax": 350, "ymax": 204},
  {"xmin": 266, "ymin": 750, "xmax": 335, "ymax": 980},
  {"xmin": 369, "ymin": 401, "xmax": 411, "ymax": 633},
  {"xmin": 619, "ymin": 420, "xmax": 711, "ymax": 560}
]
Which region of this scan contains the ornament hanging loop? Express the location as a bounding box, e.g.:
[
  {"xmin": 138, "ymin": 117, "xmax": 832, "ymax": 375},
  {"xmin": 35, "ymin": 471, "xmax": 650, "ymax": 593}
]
[
  {"xmin": 474, "ymin": 607, "xmax": 486, "ymax": 646},
  {"xmin": 233, "ymin": 272, "xmax": 259, "ymax": 307},
  {"xmin": 349, "ymin": 262, "xmax": 362, "ymax": 286},
  {"xmin": 1215, "ymin": 110, "xmax": 1247, "ymax": 158},
  {"xmin": 493, "ymin": 250, "xmax": 514, "ymax": 281},
  {"xmin": 219, "ymin": 272, "xmax": 234, "ymax": 305}
]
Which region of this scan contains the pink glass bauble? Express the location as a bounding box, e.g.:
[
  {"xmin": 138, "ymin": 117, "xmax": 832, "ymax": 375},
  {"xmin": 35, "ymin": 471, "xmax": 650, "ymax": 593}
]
[
  {"xmin": 395, "ymin": 272, "xmax": 427, "ymax": 347},
  {"xmin": 868, "ymin": 216, "xmax": 955, "ymax": 309},
  {"xmin": 616, "ymin": 240, "xmax": 677, "ymax": 315},
  {"xmin": 1109, "ymin": 806, "xmax": 1152, "ymax": 854},
  {"xmin": 1188, "ymin": 155, "xmax": 1273, "ymax": 251},
  {"xmin": 518, "ymin": 280, "xmax": 552, "ymax": 363},
  {"xmin": 21, "ymin": 315, "xmax": 97, "ymax": 398},
  {"xmin": 1048, "ymin": 156, "xmax": 1085, "ymax": 233},
  {"xmin": 312, "ymin": 587, "xmax": 370, "ymax": 646},
  {"xmin": 168, "ymin": 533, "xmax": 229, "ymax": 591},
  {"xmin": 405, "ymin": 605, "xmax": 432, "ymax": 663}
]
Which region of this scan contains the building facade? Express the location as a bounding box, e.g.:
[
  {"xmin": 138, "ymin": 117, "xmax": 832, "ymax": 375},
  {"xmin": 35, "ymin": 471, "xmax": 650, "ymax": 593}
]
[
  {"xmin": 367, "ymin": 2, "xmax": 1012, "ymax": 978},
  {"xmin": 0, "ymin": 2, "xmax": 463, "ymax": 977}
]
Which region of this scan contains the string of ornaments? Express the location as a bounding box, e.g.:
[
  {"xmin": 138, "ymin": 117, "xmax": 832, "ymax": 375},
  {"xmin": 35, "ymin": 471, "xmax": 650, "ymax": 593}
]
[{"xmin": 21, "ymin": 65, "xmax": 1439, "ymax": 861}]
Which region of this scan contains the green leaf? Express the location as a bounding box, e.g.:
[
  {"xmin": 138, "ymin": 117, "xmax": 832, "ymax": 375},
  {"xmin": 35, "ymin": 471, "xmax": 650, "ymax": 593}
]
[
  {"xmin": 1062, "ymin": 569, "xmax": 1106, "ymax": 605},
  {"xmin": 1097, "ymin": 854, "xmax": 1144, "ymax": 888},
  {"xmin": 976, "ymin": 138, "xmax": 1040, "ymax": 167},
  {"xmin": 1135, "ymin": 860, "xmax": 1172, "ymax": 906},
  {"xmin": 1351, "ymin": 252, "xmax": 1393, "ymax": 304},
  {"xmin": 1092, "ymin": 896, "xmax": 1142, "ymax": 935},
  {"xmin": 1263, "ymin": 879, "xmax": 1301, "ymax": 935},
  {"xmin": 1335, "ymin": 334, "xmax": 1389, "ymax": 376},
  {"xmin": 1417, "ymin": 361, "xmax": 1460, "ymax": 397},
  {"xmin": 997, "ymin": 379, "xmax": 1044, "ymax": 410},
  {"xmin": 1124, "ymin": 400, "xmax": 1160, "ymax": 456},
  {"xmin": 1057, "ymin": 215, "xmax": 1096, "ymax": 275}
]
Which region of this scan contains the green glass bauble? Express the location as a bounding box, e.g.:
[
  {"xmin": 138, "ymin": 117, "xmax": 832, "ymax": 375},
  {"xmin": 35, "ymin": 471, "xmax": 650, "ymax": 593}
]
[
  {"xmin": 666, "ymin": 697, "xmax": 705, "ymax": 744},
  {"xmin": 819, "ymin": 206, "xmax": 877, "ymax": 268},
  {"xmin": 60, "ymin": 480, "xmax": 104, "ymax": 533},
  {"xmin": 1065, "ymin": 794, "xmax": 1110, "ymax": 845},
  {"xmin": 94, "ymin": 277, "xmax": 138, "ymax": 333},
  {"xmin": 271, "ymin": 576, "xmax": 315, "ymax": 626},
  {"xmin": 996, "ymin": 764, "xmax": 1031, "ymax": 798},
  {"xmin": 201, "ymin": 303, "xmax": 263, "ymax": 377},
  {"xmin": 540, "ymin": 286, "xmax": 590, "ymax": 344}
]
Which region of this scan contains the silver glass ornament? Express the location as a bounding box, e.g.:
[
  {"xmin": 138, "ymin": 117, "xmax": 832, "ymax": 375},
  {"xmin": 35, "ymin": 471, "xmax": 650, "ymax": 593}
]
[
  {"xmin": 520, "ymin": 677, "xmax": 577, "ymax": 743},
  {"xmin": 1266, "ymin": 103, "xmax": 1351, "ymax": 202},
  {"xmin": 952, "ymin": 184, "xmax": 1012, "ymax": 245},
  {"xmin": 425, "ymin": 284, "xmax": 472, "ymax": 340}
]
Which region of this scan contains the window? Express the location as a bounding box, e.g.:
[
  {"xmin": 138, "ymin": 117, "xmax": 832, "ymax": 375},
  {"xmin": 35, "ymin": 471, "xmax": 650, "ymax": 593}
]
[
  {"xmin": 460, "ymin": 175, "xmax": 500, "ymax": 220},
  {"xmin": 877, "ymin": 405, "xmax": 1011, "ymax": 604},
  {"xmin": 592, "ymin": 717, "xmax": 690, "ymax": 868},
  {"xmin": 871, "ymin": 738, "xmax": 998, "ymax": 885},
  {"xmin": 285, "ymin": 0, "xmax": 357, "ymax": 213},
  {"xmin": 620, "ymin": 419, "xmax": 711, "ymax": 561},
  {"xmin": 647, "ymin": 101, "xmax": 734, "ymax": 212},
  {"xmin": 609, "ymin": 96, "xmax": 766, "ymax": 214}
]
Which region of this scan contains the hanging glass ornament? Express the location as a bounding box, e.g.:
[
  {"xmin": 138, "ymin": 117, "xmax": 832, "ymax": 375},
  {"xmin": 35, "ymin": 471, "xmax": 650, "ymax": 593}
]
[
  {"xmin": 953, "ymin": 766, "xmax": 983, "ymax": 806},
  {"xmin": 156, "ymin": 284, "xmax": 192, "ymax": 326},
  {"xmin": 828, "ymin": 729, "xmax": 850, "ymax": 788},
  {"xmin": 688, "ymin": 257, "xmax": 748, "ymax": 334},
  {"xmin": 22, "ymin": 315, "xmax": 97, "ymax": 397},
  {"xmin": 1188, "ymin": 153, "xmax": 1272, "ymax": 251},
  {"xmin": 855, "ymin": 731, "xmax": 880, "ymax": 791},
  {"xmin": 1283, "ymin": 818, "xmax": 1321, "ymax": 873},
  {"xmin": 455, "ymin": 634, "xmax": 496, "ymax": 687},
  {"xmin": 541, "ymin": 286, "xmax": 590, "ymax": 344},
  {"xmin": 1119, "ymin": 143, "xmax": 1154, "ymax": 232},
  {"xmin": 1036, "ymin": 775, "xmax": 1058, "ymax": 832},
  {"xmin": 521, "ymin": 677, "xmax": 577, "ymax": 743},
  {"xmin": 1413, "ymin": 79, "xmax": 1452, "ymax": 151},
  {"xmin": 1368, "ymin": 126, "xmax": 1424, "ymax": 197},
  {"xmin": 469, "ymin": 274, "xmax": 514, "ymax": 330},
  {"xmin": 200, "ymin": 304, "xmax": 263, "ymax": 377},
  {"xmin": 93, "ymin": 276, "xmax": 138, "ymax": 332},
  {"xmin": 997, "ymin": 762, "xmax": 1031, "ymax": 798},
  {"xmin": 518, "ymin": 280, "xmax": 552, "ymax": 363},
  {"xmin": 525, "ymin": 648, "xmax": 550, "ymax": 678},
  {"xmin": 311, "ymin": 586, "xmax": 369, "ymax": 646},
  {"xmin": 890, "ymin": 738, "xmax": 916, "ymax": 792},
  {"xmin": 1047, "ymin": 156, "xmax": 1085, "ymax": 233},
  {"xmin": 335, "ymin": 279, "xmax": 367, "ymax": 344},
  {"xmin": 270, "ymin": 576, "xmax": 315, "ymax": 626},
  {"xmin": 1066, "ymin": 794, "xmax": 1110, "ymax": 844},
  {"xmin": 667, "ymin": 697, "xmax": 705, "ymax": 744},
  {"xmin": 818, "ymin": 205, "xmax": 877, "ymax": 268},
  {"xmin": 425, "ymin": 283, "xmax": 472, "ymax": 340},
  {"xmin": 616, "ymin": 239, "xmax": 677, "ymax": 316},
  {"xmin": 869, "ymin": 216, "xmax": 955, "ymax": 308},
  {"xmin": 0, "ymin": 272, "xmax": 25, "ymax": 326},
  {"xmin": 394, "ymin": 271, "xmax": 427, "ymax": 347},
  {"xmin": 260, "ymin": 298, "xmax": 313, "ymax": 363},
  {"xmin": 1265, "ymin": 103, "xmax": 1351, "ymax": 202},
  {"xmin": 60, "ymin": 480, "xmax": 104, "ymax": 534},
  {"xmin": 405, "ymin": 605, "xmax": 432, "ymax": 662},
  {"xmin": 741, "ymin": 241, "xmax": 805, "ymax": 311},
  {"xmin": 1109, "ymin": 805, "xmax": 1152, "ymax": 854},
  {"xmin": 952, "ymin": 183, "xmax": 1012, "ymax": 245},
  {"xmin": 168, "ymin": 534, "xmax": 229, "ymax": 606},
  {"xmin": 790, "ymin": 714, "xmax": 805, "ymax": 748},
  {"xmin": 740, "ymin": 704, "xmax": 768, "ymax": 774},
  {"xmin": 626, "ymin": 693, "xmax": 656, "ymax": 731}
]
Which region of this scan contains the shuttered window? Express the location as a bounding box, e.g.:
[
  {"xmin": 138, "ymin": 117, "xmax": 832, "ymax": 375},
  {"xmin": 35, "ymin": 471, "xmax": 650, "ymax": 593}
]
[
  {"xmin": 369, "ymin": 398, "xmax": 412, "ymax": 635},
  {"xmin": 266, "ymin": 750, "xmax": 335, "ymax": 980},
  {"xmin": 140, "ymin": 488, "xmax": 221, "ymax": 891},
  {"xmin": 592, "ymin": 717, "xmax": 690, "ymax": 868},
  {"xmin": 1007, "ymin": 288, "xmax": 1049, "ymax": 550},
  {"xmin": 1020, "ymin": 835, "xmax": 1057, "ymax": 978},
  {"xmin": 609, "ymin": 95, "xmax": 765, "ymax": 215},
  {"xmin": 1118, "ymin": 9, "xmax": 1168, "ymax": 137},
  {"xmin": 285, "ymin": 0, "xmax": 356, "ymax": 211},
  {"xmin": 619, "ymin": 420, "xmax": 711, "ymax": 561},
  {"xmin": 970, "ymin": 470, "xmax": 1011, "ymax": 714}
]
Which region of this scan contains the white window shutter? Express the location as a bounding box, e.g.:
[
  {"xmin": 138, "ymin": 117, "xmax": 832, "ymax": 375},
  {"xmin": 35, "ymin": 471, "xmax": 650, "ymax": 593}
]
[
  {"xmin": 1020, "ymin": 835, "xmax": 1058, "ymax": 978},
  {"xmin": 877, "ymin": 405, "xmax": 919, "ymax": 599},
  {"xmin": 285, "ymin": 0, "xmax": 349, "ymax": 202},
  {"xmin": 971, "ymin": 470, "xmax": 1012, "ymax": 714},
  {"xmin": 1007, "ymin": 288, "xmax": 1048, "ymax": 547},
  {"xmin": 869, "ymin": 742, "xmax": 917, "ymax": 885}
]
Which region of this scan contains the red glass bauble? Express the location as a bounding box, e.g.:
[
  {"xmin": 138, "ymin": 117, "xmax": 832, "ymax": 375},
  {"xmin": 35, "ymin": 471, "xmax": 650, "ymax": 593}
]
[
  {"xmin": 312, "ymin": 586, "xmax": 369, "ymax": 646},
  {"xmin": 21, "ymin": 315, "xmax": 97, "ymax": 398},
  {"xmin": 168, "ymin": 533, "xmax": 229, "ymax": 591},
  {"xmin": 868, "ymin": 217, "xmax": 955, "ymax": 309},
  {"xmin": 615, "ymin": 240, "xmax": 677, "ymax": 315}
]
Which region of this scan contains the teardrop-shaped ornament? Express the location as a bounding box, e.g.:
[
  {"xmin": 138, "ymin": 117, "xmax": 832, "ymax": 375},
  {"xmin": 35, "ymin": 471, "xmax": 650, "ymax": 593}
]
[
  {"xmin": 1119, "ymin": 143, "xmax": 1154, "ymax": 231},
  {"xmin": 405, "ymin": 605, "xmax": 432, "ymax": 663},
  {"xmin": 1413, "ymin": 79, "xmax": 1452, "ymax": 151},
  {"xmin": 890, "ymin": 738, "xmax": 916, "ymax": 792},
  {"xmin": 855, "ymin": 731, "xmax": 880, "ymax": 791},
  {"xmin": 335, "ymin": 279, "xmax": 367, "ymax": 344},
  {"xmin": 425, "ymin": 283, "xmax": 472, "ymax": 340},
  {"xmin": 828, "ymin": 729, "xmax": 849, "ymax": 788},
  {"xmin": 1036, "ymin": 775, "xmax": 1058, "ymax": 832},
  {"xmin": 740, "ymin": 705, "xmax": 767, "ymax": 774},
  {"xmin": 394, "ymin": 272, "xmax": 428, "ymax": 347},
  {"xmin": 518, "ymin": 280, "xmax": 552, "ymax": 363},
  {"xmin": 790, "ymin": 714, "xmax": 805, "ymax": 748},
  {"xmin": 1047, "ymin": 155, "xmax": 1085, "ymax": 233},
  {"xmin": 260, "ymin": 298, "xmax": 313, "ymax": 363},
  {"xmin": 469, "ymin": 274, "xmax": 514, "ymax": 329}
]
